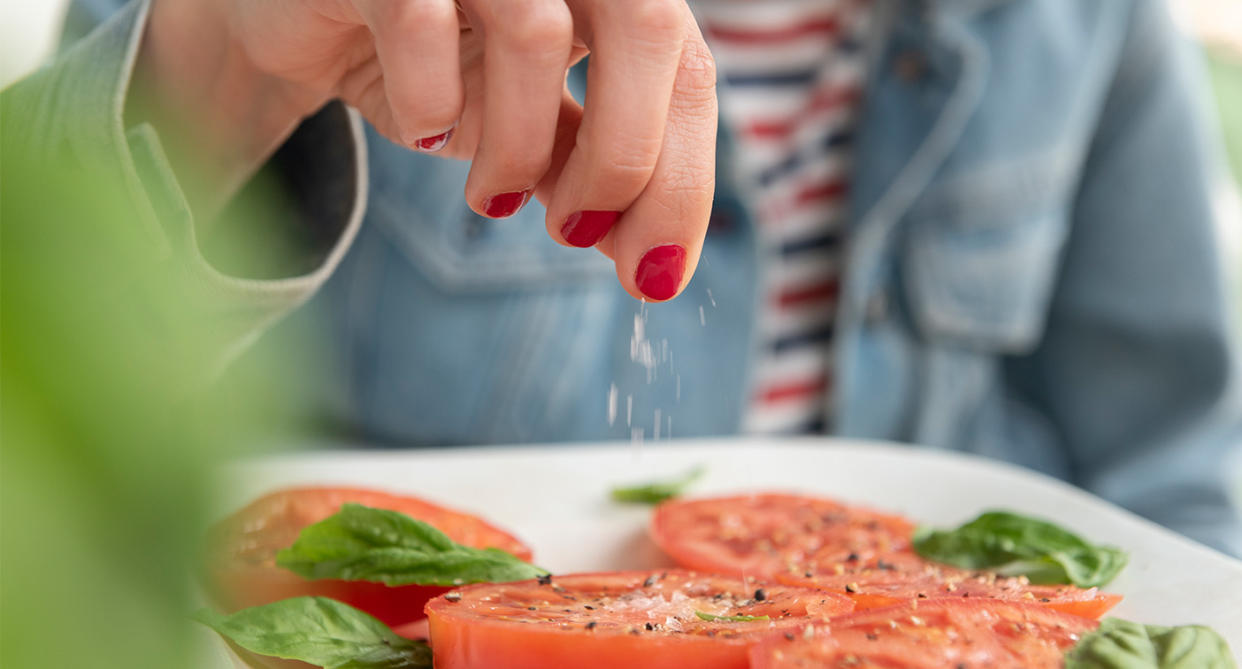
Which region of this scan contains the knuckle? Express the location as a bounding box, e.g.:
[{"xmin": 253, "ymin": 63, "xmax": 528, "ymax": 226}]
[
  {"xmin": 495, "ymin": 0, "xmax": 574, "ymax": 50},
  {"xmin": 663, "ymin": 165, "xmax": 715, "ymax": 199},
  {"xmin": 605, "ymin": 145, "xmax": 662, "ymax": 186},
  {"xmin": 577, "ymin": 133, "xmax": 660, "ymax": 193},
  {"xmin": 676, "ymin": 39, "xmax": 718, "ymax": 97},
  {"xmin": 603, "ymin": 162, "xmax": 657, "ymax": 199},
  {"xmin": 495, "ymin": 149, "xmax": 552, "ymax": 180},
  {"xmin": 659, "ymin": 148, "xmax": 715, "ymax": 197},
  {"xmin": 626, "ymin": 0, "xmax": 685, "ymax": 43}
]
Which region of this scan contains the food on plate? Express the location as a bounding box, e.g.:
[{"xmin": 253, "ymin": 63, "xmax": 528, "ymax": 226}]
[
  {"xmin": 424, "ymin": 570, "xmax": 854, "ymax": 669},
  {"xmin": 777, "ymin": 552, "xmax": 1122, "ymax": 619},
  {"xmin": 651, "ymin": 493, "xmax": 1121, "ymax": 618},
  {"xmin": 203, "ymin": 487, "xmax": 534, "ymax": 628},
  {"xmin": 749, "ymin": 599, "xmax": 1098, "ymax": 669},
  {"xmin": 912, "ymin": 510, "xmax": 1128, "ymax": 588},
  {"xmin": 197, "ymin": 593, "xmax": 1236, "ymax": 669},
  {"xmin": 611, "ymin": 464, "xmax": 707, "ymax": 505},
  {"xmin": 197, "ymin": 485, "xmax": 1233, "ymax": 669},
  {"xmin": 650, "ymin": 493, "xmax": 916, "ymax": 577}
]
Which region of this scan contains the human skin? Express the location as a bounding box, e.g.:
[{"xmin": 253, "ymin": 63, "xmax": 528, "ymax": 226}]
[{"xmin": 130, "ymin": 0, "xmax": 718, "ymax": 301}]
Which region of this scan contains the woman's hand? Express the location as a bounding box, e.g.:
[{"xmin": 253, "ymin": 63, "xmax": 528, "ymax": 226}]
[{"xmin": 137, "ymin": 0, "xmax": 717, "ymax": 301}]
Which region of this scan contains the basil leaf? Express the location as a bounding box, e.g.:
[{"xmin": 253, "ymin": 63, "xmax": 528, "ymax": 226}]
[
  {"xmin": 611, "ymin": 465, "xmax": 706, "ymax": 504},
  {"xmin": 276, "ymin": 503, "xmax": 547, "ymax": 586},
  {"xmin": 912, "ymin": 510, "xmax": 1128, "ymax": 588},
  {"xmin": 1065, "ymin": 618, "xmax": 1237, "ymax": 669},
  {"xmin": 694, "ymin": 611, "xmax": 769, "ymax": 622},
  {"xmin": 194, "ymin": 597, "xmax": 431, "ymax": 669}
]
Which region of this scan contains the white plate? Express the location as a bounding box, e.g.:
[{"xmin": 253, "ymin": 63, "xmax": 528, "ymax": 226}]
[{"xmin": 208, "ymin": 436, "xmax": 1242, "ymax": 660}]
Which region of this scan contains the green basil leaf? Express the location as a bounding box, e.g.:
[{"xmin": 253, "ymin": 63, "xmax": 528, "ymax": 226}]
[
  {"xmin": 1065, "ymin": 618, "xmax": 1237, "ymax": 669},
  {"xmin": 275, "ymin": 503, "xmax": 547, "ymax": 586},
  {"xmin": 611, "ymin": 465, "xmax": 706, "ymax": 504},
  {"xmin": 912, "ymin": 510, "xmax": 1128, "ymax": 588},
  {"xmin": 194, "ymin": 597, "xmax": 431, "ymax": 669},
  {"xmin": 694, "ymin": 611, "xmax": 769, "ymax": 622}
]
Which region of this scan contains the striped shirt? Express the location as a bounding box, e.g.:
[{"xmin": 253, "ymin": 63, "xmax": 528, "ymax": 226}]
[{"xmin": 695, "ymin": 0, "xmax": 872, "ymax": 434}]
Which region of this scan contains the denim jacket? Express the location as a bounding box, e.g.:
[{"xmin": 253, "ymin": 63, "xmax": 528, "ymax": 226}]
[{"xmin": 14, "ymin": 0, "xmax": 1242, "ymax": 555}]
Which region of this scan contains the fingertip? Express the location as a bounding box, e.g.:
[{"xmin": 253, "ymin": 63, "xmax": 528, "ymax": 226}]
[{"xmin": 633, "ymin": 244, "xmax": 688, "ymax": 302}]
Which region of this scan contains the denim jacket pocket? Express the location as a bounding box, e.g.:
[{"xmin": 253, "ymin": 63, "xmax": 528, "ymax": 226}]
[
  {"xmin": 901, "ymin": 150, "xmax": 1075, "ymax": 353},
  {"xmin": 365, "ymin": 130, "xmax": 614, "ymax": 293}
]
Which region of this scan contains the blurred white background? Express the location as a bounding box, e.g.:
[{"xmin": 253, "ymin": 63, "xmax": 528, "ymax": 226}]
[{"xmin": 1, "ymin": 4, "xmax": 67, "ymax": 88}]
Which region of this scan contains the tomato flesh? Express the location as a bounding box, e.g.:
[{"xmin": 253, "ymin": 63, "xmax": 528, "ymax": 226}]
[
  {"xmin": 750, "ymin": 599, "xmax": 1097, "ymax": 668},
  {"xmin": 204, "ymin": 487, "xmax": 533, "ymax": 628},
  {"xmin": 651, "ymin": 493, "xmax": 915, "ymax": 579},
  {"xmin": 425, "ymin": 570, "xmax": 854, "ymax": 669},
  {"xmin": 651, "ymin": 493, "xmax": 1119, "ymax": 620},
  {"xmin": 778, "ymin": 552, "xmax": 1121, "ymax": 619}
]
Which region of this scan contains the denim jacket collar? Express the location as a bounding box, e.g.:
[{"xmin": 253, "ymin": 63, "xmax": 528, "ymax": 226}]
[{"xmin": 841, "ymin": 7, "xmax": 989, "ymax": 311}]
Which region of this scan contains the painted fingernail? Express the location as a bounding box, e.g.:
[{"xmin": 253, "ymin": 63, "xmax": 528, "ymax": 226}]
[
  {"xmin": 483, "ymin": 190, "xmax": 531, "ymax": 218},
  {"xmin": 413, "ymin": 129, "xmax": 453, "ymax": 153},
  {"xmin": 561, "ymin": 210, "xmax": 620, "ymax": 248},
  {"xmin": 635, "ymin": 244, "xmax": 687, "ymax": 301}
]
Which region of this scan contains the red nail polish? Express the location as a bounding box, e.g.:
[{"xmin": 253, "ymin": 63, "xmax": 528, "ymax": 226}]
[
  {"xmin": 414, "ymin": 129, "xmax": 453, "ymax": 153},
  {"xmin": 561, "ymin": 210, "xmax": 620, "ymax": 248},
  {"xmin": 635, "ymin": 244, "xmax": 687, "ymax": 301},
  {"xmin": 483, "ymin": 190, "xmax": 531, "ymax": 218}
]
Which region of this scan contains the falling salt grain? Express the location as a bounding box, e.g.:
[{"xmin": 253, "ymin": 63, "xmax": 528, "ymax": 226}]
[
  {"xmin": 630, "ymin": 312, "xmax": 659, "ymax": 382},
  {"xmin": 654, "ymin": 409, "xmax": 662, "ymax": 440},
  {"xmin": 699, "ymin": 306, "xmax": 706, "ymax": 326},
  {"xmin": 607, "ymin": 384, "xmax": 618, "ymax": 426}
]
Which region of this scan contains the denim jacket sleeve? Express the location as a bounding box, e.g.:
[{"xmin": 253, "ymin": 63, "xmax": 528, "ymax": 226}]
[
  {"xmin": 1008, "ymin": 0, "xmax": 1242, "ymax": 556},
  {"xmin": 2, "ymin": 0, "xmax": 365, "ymax": 374}
]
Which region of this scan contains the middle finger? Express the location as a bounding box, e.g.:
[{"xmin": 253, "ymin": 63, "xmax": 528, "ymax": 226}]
[
  {"xmin": 543, "ymin": 0, "xmax": 686, "ymax": 248},
  {"xmin": 461, "ymin": 0, "xmax": 575, "ymax": 218}
]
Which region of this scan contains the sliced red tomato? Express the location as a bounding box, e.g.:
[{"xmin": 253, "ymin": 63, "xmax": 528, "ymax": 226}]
[
  {"xmin": 204, "ymin": 486, "xmax": 533, "ymax": 629},
  {"xmin": 650, "ymin": 493, "xmax": 1120, "ymax": 620},
  {"xmin": 778, "ymin": 552, "xmax": 1122, "ymax": 619},
  {"xmin": 651, "ymin": 493, "xmax": 915, "ymax": 578},
  {"xmin": 750, "ymin": 599, "xmax": 1098, "ymax": 669},
  {"xmin": 425, "ymin": 570, "xmax": 854, "ymax": 669}
]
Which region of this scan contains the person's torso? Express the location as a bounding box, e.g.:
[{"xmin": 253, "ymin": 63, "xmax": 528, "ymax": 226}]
[{"xmin": 305, "ymin": 0, "xmax": 1137, "ymax": 480}]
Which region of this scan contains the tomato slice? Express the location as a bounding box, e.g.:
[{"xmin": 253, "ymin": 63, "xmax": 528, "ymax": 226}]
[
  {"xmin": 651, "ymin": 493, "xmax": 915, "ymax": 578},
  {"xmin": 778, "ymin": 552, "xmax": 1122, "ymax": 620},
  {"xmin": 651, "ymin": 493, "xmax": 1119, "ymax": 620},
  {"xmin": 750, "ymin": 599, "xmax": 1098, "ymax": 669},
  {"xmin": 425, "ymin": 570, "xmax": 854, "ymax": 669},
  {"xmin": 204, "ymin": 487, "xmax": 533, "ymax": 629}
]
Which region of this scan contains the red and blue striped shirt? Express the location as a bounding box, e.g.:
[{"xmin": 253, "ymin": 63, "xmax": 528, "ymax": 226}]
[{"xmin": 696, "ymin": 0, "xmax": 872, "ymax": 434}]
